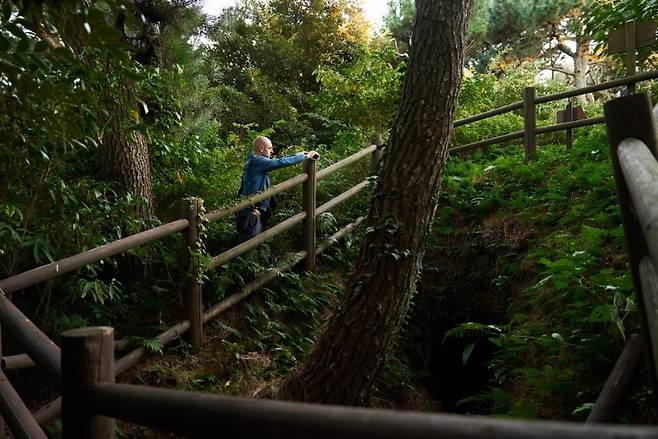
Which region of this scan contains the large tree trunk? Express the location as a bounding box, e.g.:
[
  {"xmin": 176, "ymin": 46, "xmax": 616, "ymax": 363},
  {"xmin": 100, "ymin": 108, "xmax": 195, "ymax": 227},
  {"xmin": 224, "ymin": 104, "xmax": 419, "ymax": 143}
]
[
  {"xmin": 100, "ymin": 87, "xmax": 154, "ymax": 220},
  {"xmin": 573, "ymin": 35, "xmax": 592, "ymax": 104},
  {"xmin": 280, "ymin": 0, "xmax": 472, "ymax": 406}
]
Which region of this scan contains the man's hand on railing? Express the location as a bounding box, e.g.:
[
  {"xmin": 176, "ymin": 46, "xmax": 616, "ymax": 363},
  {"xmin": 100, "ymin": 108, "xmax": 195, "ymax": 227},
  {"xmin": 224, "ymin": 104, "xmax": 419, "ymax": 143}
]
[{"xmin": 304, "ymin": 150, "xmax": 320, "ymax": 160}]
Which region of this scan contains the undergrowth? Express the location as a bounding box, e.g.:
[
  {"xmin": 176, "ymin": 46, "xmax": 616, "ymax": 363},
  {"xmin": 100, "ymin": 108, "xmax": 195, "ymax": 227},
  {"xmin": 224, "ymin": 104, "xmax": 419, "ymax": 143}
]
[{"xmin": 406, "ymin": 125, "xmax": 655, "ymax": 421}]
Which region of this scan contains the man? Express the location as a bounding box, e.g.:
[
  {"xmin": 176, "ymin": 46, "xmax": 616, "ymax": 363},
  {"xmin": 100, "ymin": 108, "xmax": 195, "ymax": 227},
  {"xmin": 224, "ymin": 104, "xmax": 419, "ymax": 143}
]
[{"xmin": 236, "ymin": 136, "xmax": 318, "ymax": 243}]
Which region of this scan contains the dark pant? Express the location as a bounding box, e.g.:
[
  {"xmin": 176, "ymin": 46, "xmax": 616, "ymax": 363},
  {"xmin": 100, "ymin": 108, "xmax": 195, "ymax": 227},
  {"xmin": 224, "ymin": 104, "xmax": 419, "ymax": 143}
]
[{"xmin": 236, "ymin": 208, "xmax": 262, "ymax": 244}]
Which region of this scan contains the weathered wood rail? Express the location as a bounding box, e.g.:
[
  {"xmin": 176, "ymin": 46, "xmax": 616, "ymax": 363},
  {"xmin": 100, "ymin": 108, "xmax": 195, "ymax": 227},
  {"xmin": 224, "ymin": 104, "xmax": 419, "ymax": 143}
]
[
  {"xmin": 59, "ymin": 326, "xmax": 658, "ymax": 438},
  {"xmin": 604, "ymin": 92, "xmax": 658, "ymax": 412},
  {"xmin": 451, "ymin": 70, "xmax": 658, "ymax": 157},
  {"xmin": 0, "ymin": 143, "xmax": 379, "ymax": 437}
]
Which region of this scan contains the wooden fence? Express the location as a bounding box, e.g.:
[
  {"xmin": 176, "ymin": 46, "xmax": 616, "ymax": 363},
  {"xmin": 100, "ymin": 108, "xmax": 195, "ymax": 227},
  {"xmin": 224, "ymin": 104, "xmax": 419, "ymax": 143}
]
[
  {"xmin": 3, "ymin": 73, "xmax": 658, "ymax": 437},
  {"xmin": 450, "ymin": 70, "xmax": 658, "ymax": 158},
  {"xmin": 0, "ymin": 143, "xmax": 379, "ymax": 437}
]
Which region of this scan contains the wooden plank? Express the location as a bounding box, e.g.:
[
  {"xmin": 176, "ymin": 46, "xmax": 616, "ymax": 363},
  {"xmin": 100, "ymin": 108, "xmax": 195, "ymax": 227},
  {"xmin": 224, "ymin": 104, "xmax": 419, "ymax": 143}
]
[
  {"xmin": 0, "ymin": 294, "xmax": 60, "ymax": 383},
  {"xmin": 534, "ymin": 70, "xmax": 658, "ymax": 104},
  {"xmin": 449, "ymin": 130, "xmax": 525, "ymax": 153},
  {"xmin": 605, "ymin": 93, "xmax": 658, "ymax": 408},
  {"xmin": 636, "ymin": 21, "xmax": 657, "ymax": 48},
  {"xmin": 0, "ymin": 219, "xmax": 189, "ymax": 294},
  {"xmin": 618, "ymin": 138, "xmax": 658, "ymax": 270},
  {"xmin": 640, "ymin": 257, "xmax": 658, "ymax": 388},
  {"xmin": 303, "ymin": 159, "xmax": 317, "ymax": 271},
  {"xmin": 61, "ymin": 327, "xmax": 115, "ymax": 439},
  {"xmin": 316, "ymin": 145, "xmax": 377, "ymax": 180},
  {"xmin": 609, "ymin": 21, "xmax": 657, "ymax": 53},
  {"xmin": 204, "ymin": 174, "xmax": 307, "ymax": 223},
  {"xmin": 524, "ymin": 87, "xmax": 536, "ymax": 160},
  {"xmin": 586, "ymin": 334, "xmax": 644, "ymax": 423},
  {"xmin": 608, "ymin": 27, "xmax": 626, "ymax": 54},
  {"xmin": 206, "ymin": 212, "xmax": 307, "ymax": 271},
  {"xmin": 87, "ymin": 381, "xmax": 658, "ymax": 439},
  {"xmin": 316, "ymin": 180, "xmax": 369, "ymax": 216},
  {"xmin": 0, "ymin": 370, "xmax": 47, "ymax": 439},
  {"xmin": 181, "ymin": 197, "xmax": 203, "ymax": 351}
]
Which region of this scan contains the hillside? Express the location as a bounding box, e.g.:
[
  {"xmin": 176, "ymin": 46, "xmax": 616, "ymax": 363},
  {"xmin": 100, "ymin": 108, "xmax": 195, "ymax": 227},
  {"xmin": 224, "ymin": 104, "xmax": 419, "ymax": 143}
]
[{"xmin": 114, "ymin": 126, "xmax": 657, "ymax": 437}]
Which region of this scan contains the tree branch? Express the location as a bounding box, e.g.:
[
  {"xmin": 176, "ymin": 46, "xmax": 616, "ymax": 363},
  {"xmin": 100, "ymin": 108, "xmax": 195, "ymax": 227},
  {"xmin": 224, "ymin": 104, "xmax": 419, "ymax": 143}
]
[
  {"xmin": 555, "ymin": 42, "xmax": 575, "ymax": 58},
  {"xmin": 546, "ymin": 66, "xmax": 574, "ymax": 77}
]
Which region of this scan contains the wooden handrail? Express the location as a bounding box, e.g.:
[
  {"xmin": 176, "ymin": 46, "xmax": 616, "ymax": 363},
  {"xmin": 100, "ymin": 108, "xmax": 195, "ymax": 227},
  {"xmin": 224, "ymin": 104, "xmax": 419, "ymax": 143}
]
[
  {"xmin": 316, "ymin": 145, "xmax": 377, "ymax": 180},
  {"xmin": 534, "ymin": 116, "xmax": 606, "ymax": 135},
  {"xmin": 449, "ymin": 130, "xmax": 524, "ymax": 153},
  {"xmin": 206, "ymin": 211, "xmax": 307, "ymax": 271},
  {"xmin": 316, "ymin": 180, "xmax": 369, "ymax": 216},
  {"xmin": 454, "ymin": 101, "xmax": 524, "ymax": 127},
  {"xmin": 0, "ymin": 294, "xmax": 60, "ymax": 384},
  {"xmin": 204, "ymin": 173, "xmax": 308, "ymax": 223},
  {"xmin": 451, "ymin": 71, "xmax": 658, "ymax": 155},
  {"xmin": 0, "ymin": 219, "xmax": 189, "ymax": 294},
  {"xmin": 32, "ymin": 217, "xmax": 364, "ymax": 426},
  {"xmin": 82, "ymin": 380, "xmax": 658, "ymax": 439},
  {"xmin": 0, "ymin": 369, "xmax": 47, "ymax": 439}
]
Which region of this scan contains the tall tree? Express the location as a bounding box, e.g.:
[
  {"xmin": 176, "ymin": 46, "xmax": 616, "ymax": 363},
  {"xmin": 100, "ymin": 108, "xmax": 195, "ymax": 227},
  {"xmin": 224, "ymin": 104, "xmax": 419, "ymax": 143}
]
[{"xmin": 280, "ymin": 0, "xmax": 472, "ymax": 405}]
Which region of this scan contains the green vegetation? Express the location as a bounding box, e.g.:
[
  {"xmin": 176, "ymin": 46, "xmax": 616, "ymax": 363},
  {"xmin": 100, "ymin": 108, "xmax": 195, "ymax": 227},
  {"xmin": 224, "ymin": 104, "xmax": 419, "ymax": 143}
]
[{"xmin": 406, "ymin": 128, "xmax": 652, "ymax": 420}]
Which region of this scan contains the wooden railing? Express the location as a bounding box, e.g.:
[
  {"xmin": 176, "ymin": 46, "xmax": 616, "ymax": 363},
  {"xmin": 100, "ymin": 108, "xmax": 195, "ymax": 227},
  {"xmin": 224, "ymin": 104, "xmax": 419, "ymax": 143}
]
[
  {"xmin": 54, "ymin": 325, "xmax": 658, "ymax": 438},
  {"xmin": 0, "ymin": 144, "xmax": 379, "ymax": 438},
  {"xmin": 600, "ymin": 92, "xmax": 658, "ymax": 416},
  {"xmin": 451, "ymin": 70, "xmax": 658, "ymax": 158}
]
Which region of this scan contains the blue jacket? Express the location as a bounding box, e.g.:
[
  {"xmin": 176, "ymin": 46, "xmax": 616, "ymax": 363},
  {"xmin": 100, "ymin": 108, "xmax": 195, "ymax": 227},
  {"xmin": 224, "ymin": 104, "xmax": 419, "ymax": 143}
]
[{"xmin": 238, "ymin": 153, "xmax": 307, "ymax": 212}]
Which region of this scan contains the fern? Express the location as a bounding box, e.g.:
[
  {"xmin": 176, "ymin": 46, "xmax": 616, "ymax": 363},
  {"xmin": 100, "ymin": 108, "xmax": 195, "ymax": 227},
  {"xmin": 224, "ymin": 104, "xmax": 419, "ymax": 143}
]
[{"xmin": 443, "ymin": 321, "xmax": 503, "ymax": 342}]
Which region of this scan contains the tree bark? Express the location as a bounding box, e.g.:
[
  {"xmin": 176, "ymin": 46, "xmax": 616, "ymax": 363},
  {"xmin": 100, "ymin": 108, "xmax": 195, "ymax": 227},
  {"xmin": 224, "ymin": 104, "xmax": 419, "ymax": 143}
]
[
  {"xmin": 280, "ymin": 0, "xmax": 472, "ymax": 406},
  {"xmin": 573, "ymin": 35, "xmax": 592, "ymax": 104},
  {"xmin": 100, "ymin": 87, "xmax": 154, "ymax": 220}
]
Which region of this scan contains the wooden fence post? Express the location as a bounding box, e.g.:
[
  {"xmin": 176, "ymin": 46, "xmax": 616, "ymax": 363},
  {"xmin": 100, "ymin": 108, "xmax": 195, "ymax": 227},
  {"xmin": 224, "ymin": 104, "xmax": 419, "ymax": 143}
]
[
  {"xmin": 604, "ymin": 92, "xmax": 658, "ymax": 409},
  {"xmin": 182, "ymin": 197, "xmax": 204, "ymax": 351},
  {"xmin": 0, "ymin": 324, "xmax": 5, "ymax": 439},
  {"xmin": 61, "ymin": 327, "xmax": 115, "ymax": 439},
  {"xmin": 523, "ymin": 87, "xmax": 536, "ymax": 160},
  {"xmin": 566, "ymin": 99, "xmax": 574, "ymax": 150},
  {"xmin": 303, "ymin": 159, "xmax": 317, "ymax": 271}
]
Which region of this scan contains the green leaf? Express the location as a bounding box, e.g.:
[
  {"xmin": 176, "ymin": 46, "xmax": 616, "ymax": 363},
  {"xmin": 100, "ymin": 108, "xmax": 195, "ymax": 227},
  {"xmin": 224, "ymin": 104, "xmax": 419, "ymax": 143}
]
[{"xmin": 462, "ymin": 342, "xmax": 476, "ymax": 365}]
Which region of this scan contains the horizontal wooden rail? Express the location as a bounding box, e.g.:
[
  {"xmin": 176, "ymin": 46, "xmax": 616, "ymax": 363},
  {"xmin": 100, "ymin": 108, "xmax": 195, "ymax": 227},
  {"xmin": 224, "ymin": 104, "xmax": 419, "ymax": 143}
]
[
  {"xmin": 454, "ymin": 101, "xmax": 525, "ymax": 127},
  {"xmin": 617, "ymin": 138, "xmax": 658, "ymax": 272},
  {"xmin": 587, "ymin": 334, "xmax": 644, "ymax": 423},
  {"xmin": 204, "ymin": 215, "xmax": 367, "ymax": 323},
  {"xmin": 204, "ymin": 251, "xmax": 307, "ymax": 323},
  {"xmin": 316, "ymin": 145, "xmax": 377, "ymax": 180},
  {"xmin": 33, "ymin": 216, "xmax": 364, "ymax": 426},
  {"xmin": 206, "ymin": 212, "xmax": 307, "ymax": 271},
  {"xmin": 450, "ymin": 130, "xmax": 525, "ymax": 153},
  {"xmin": 452, "ymin": 70, "xmax": 658, "ymax": 134},
  {"xmin": 316, "ymin": 180, "xmax": 369, "ymax": 216},
  {"xmin": 204, "ymin": 174, "xmax": 308, "ymax": 223},
  {"xmin": 83, "ymin": 381, "xmax": 658, "ymax": 439},
  {"xmin": 535, "ymin": 70, "xmax": 658, "ymax": 104},
  {"xmin": 0, "ymin": 294, "xmax": 60, "ymax": 383},
  {"xmin": 0, "ymin": 219, "xmax": 189, "ymax": 294},
  {"xmin": 2, "ymin": 338, "xmax": 129, "ymax": 371},
  {"xmin": 535, "ymin": 116, "xmax": 606, "ymax": 135},
  {"xmin": 0, "ymin": 369, "xmax": 47, "ymax": 439},
  {"xmin": 34, "ymin": 320, "xmax": 193, "ymax": 426},
  {"xmin": 317, "ymin": 216, "xmax": 365, "ymax": 255}
]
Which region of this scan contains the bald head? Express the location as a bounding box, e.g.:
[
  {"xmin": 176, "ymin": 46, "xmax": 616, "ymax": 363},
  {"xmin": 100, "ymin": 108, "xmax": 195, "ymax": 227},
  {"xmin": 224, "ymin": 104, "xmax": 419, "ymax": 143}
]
[{"xmin": 253, "ymin": 136, "xmax": 273, "ymax": 157}]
